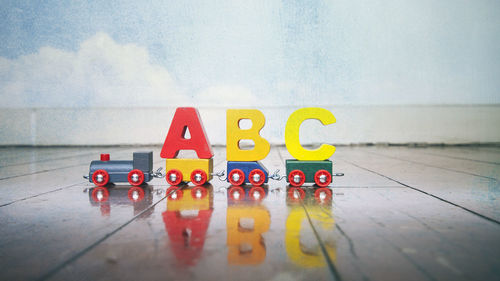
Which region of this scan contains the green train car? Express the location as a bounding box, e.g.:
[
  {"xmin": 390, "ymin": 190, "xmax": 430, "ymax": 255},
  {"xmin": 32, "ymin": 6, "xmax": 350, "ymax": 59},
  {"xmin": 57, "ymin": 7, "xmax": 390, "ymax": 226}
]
[{"xmin": 285, "ymin": 159, "xmax": 333, "ymax": 187}]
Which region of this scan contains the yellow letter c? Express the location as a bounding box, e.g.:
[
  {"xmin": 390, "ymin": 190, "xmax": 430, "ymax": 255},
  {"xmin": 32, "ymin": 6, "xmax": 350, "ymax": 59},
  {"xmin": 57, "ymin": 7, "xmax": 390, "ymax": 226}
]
[{"xmin": 285, "ymin": 108, "xmax": 336, "ymax": 161}]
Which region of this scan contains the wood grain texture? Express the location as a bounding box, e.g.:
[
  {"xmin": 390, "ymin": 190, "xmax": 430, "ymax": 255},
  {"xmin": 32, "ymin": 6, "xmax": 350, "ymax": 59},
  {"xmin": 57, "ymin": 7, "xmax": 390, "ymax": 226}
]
[{"xmin": 0, "ymin": 146, "xmax": 498, "ymax": 281}]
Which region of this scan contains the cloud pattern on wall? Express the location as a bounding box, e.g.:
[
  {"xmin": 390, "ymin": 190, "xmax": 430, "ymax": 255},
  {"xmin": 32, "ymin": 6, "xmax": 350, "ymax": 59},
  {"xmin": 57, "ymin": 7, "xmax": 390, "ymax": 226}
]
[
  {"xmin": 0, "ymin": 32, "xmax": 266, "ymax": 108},
  {"xmin": 2, "ymin": 0, "xmax": 500, "ymax": 110},
  {"xmin": 0, "ymin": 33, "xmax": 185, "ymax": 108}
]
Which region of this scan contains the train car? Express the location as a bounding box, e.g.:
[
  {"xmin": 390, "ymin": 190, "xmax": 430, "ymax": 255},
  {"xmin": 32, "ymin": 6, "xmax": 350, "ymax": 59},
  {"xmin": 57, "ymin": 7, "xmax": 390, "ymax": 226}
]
[
  {"xmin": 286, "ymin": 159, "xmax": 333, "ymax": 187},
  {"xmin": 165, "ymin": 158, "xmax": 213, "ymax": 186},
  {"xmin": 226, "ymin": 161, "xmax": 269, "ymax": 186},
  {"xmin": 86, "ymin": 152, "xmax": 156, "ymax": 186}
]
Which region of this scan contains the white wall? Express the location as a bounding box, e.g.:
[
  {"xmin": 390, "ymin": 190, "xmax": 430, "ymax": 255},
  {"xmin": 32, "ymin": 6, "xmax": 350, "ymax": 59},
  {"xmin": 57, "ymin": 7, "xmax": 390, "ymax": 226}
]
[
  {"xmin": 1, "ymin": 105, "xmax": 499, "ymax": 146},
  {"xmin": 0, "ymin": 1, "xmax": 499, "ymax": 145}
]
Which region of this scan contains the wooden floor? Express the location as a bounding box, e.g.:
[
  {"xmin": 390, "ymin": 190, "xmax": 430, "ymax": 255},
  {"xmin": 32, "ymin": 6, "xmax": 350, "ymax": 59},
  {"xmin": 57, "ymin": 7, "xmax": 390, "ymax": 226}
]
[{"xmin": 0, "ymin": 146, "xmax": 499, "ymax": 281}]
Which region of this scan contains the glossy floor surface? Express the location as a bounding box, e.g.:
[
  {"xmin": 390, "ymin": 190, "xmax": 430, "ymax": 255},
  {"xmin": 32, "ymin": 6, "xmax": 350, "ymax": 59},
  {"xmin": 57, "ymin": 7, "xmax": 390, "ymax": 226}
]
[{"xmin": 0, "ymin": 146, "xmax": 499, "ymax": 281}]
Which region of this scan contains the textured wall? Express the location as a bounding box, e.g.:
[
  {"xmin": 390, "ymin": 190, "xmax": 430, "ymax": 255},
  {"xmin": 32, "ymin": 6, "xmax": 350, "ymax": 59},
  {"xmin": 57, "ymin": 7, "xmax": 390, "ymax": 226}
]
[
  {"xmin": 1, "ymin": 1, "xmax": 499, "ymax": 144},
  {"xmin": 1, "ymin": 106, "xmax": 499, "ymax": 145}
]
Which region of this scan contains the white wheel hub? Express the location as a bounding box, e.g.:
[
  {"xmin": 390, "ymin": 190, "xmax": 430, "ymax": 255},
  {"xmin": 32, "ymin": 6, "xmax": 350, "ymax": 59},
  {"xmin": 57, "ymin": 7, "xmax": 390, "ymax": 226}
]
[
  {"xmin": 252, "ymin": 174, "xmax": 261, "ymax": 182},
  {"xmin": 319, "ymin": 174, "xmax": 327, "ymax": 183},
  {"xmin": 131, "ymin": 173, "xmax": 139, "ymax": 182},
  {"xmin": 96, "ymin": 174, "xmax": 104, "ymax": 183},
  {"xmin": 194, "ymin": 173, "xmax": 202, "ymax": 182},
  {"xmin": 232, "ymin": 173, "xmax": 240, "ymax": 182},
  {"xmin": 293, "ymin": 175, "xmax": 301, "ymax": 183},
  {"xmin": 169, "ymin": 173, "xmax": 177, "ymax": 182}
]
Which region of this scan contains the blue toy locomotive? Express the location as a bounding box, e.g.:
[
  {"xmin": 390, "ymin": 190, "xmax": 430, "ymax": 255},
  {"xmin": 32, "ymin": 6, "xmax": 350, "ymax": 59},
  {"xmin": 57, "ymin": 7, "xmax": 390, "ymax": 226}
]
[{"xmin": 85, "ymin": 152, "xmax": 158, "ymax": 186}]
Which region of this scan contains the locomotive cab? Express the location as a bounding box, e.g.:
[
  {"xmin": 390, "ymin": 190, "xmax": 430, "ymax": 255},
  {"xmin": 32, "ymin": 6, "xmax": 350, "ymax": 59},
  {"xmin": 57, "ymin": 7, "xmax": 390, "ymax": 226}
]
[{"xmin": 88, "ymin": 152, "xmax": 154, "ymax": 186}]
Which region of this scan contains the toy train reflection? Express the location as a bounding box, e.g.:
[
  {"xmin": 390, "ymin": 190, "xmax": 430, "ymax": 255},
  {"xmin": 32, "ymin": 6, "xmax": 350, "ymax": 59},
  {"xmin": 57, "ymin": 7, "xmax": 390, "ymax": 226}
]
[{"xmin": 88, "ymin": 186, "xmax": 154, "ymax": 217}]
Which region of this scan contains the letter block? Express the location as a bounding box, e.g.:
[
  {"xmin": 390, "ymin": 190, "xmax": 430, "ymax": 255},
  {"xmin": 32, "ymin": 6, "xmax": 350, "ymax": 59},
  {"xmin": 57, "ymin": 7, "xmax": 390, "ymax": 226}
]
[
  {"xmin": 161, "ymin": 107, "xmax": 214, "ymax": 159},
  {"xmin": 226, "ymin": 109, "xmax": 270, "ymax": 161},
  {"xmin": 285, "ymin": 107, "xmax": 336, "ymax": 161}
]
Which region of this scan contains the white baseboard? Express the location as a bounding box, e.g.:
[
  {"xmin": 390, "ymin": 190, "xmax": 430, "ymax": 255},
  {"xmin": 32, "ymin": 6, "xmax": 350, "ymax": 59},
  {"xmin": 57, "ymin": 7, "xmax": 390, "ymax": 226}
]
[{"xmin": 1, "ymin": 105, "xmax": 499, "ymax": 145}]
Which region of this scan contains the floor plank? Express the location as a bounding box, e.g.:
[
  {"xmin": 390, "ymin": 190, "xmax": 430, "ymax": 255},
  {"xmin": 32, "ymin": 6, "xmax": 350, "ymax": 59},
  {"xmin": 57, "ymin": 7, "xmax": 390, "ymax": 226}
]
[
  {"xmin": 338, "ymin": 148, "xmax": 500, "ymax": 223},
  {"xmin": 362, "ymin": 147, "xmax": 500, "ymax": 180},
  {"xmin": 414, "ymin": 147, "xmax": 500, "ymax": 165},
  {"xmin": 0, "ymin": 147, "xmax": 121, "ymax": 168}
]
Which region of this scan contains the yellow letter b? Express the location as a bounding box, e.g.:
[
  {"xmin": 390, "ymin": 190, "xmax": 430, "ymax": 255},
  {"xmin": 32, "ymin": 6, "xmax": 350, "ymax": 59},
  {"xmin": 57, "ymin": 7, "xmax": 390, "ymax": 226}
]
[{"xmin": 226, "ymin": 109, "xmax": 271, "ymax": 161}]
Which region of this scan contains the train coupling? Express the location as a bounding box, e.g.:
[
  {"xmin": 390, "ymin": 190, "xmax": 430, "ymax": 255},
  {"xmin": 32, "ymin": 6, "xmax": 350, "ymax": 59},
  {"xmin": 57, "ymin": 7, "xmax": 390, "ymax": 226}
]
[
  {"xmin": 151, "ymin": 167, "xmax": 164, "ymax": 178},
  {"xmin": 269, "ymin": 169, "xmax": 286, "ymax": 181},
  {"xmin": 212, "ymin": 170, "xmax": 226, "ymax": 181}
]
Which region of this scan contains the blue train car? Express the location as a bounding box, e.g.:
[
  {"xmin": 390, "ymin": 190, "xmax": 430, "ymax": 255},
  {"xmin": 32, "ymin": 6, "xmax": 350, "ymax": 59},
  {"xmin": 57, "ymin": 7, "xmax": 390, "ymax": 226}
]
[
  {"xmin": 87, "ymin": 152, "xmax": 154, "ymax": 186},
  {"xmin": 226, "ymin": 161, "xmax": 269, "ymax": 186}
]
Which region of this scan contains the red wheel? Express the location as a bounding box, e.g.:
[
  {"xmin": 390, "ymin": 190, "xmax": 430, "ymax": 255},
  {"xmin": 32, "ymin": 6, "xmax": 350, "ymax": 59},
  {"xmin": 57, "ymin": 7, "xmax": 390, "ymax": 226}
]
[
  {"xmin": 288, "ymin": 170, "xmax": 305, "ymax": 187},
  {"xmin": 288, "ymin": 187, "xmax": 305, "ymax": 202},
  {"xmin": 228, "ymin": 186, "xmax": 245, "ymax": 201},
  {"xmin": 92, "ymin": 169, "xmax": 110, "ymax": 186},
  {"xmin": 128, "ymin": 186, "xmax": 145, "ymax": 202},
  {"xmin": 314, "ymin": 187, "xmax": 332, "ymax": 204},
  {"xmin": 166, "ymin": 186, "xmax": 183, "ymax": 200},
  {"xmin": 314, "ymin": 169, "xmax": 332, "ymax": 187},
  {"xmin": 249, "ymin": 186, "xmax": 265, "ymax": 201},
  {"xmin": 191, "ymin": 186, "xmax": 207, "ymax": 199},
  {"xmin": 127, "ymin": 169, "xmax": 145, "ymax": 186},
  {"xmin": 91, "ymin": 187, "xmax": 109, "ymax": 202},
  {"xmin": 228, "ymin": 169, "xmax": 245, "ymax": 186},
  {"xmin": 166, "ymin": 169, "xmax": 183, "ymax": 186},
  {"xmin": 248, "ymin": 169, "xmax": 266, "ymax": 186},
  {"xmin": 190, "ymin": 169, "xmax": 207, "ymax": 186}
]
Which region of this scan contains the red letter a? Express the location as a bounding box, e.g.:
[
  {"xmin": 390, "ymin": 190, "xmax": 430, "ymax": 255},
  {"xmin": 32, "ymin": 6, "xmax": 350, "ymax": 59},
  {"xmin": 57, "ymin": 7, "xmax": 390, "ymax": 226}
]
[{"xmin": 160, "ymin": 107, "xmax": 214, "ymax": 159}]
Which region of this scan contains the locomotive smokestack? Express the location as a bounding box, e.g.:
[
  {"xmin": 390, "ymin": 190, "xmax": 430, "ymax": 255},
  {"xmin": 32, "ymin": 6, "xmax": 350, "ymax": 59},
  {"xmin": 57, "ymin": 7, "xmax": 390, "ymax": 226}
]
[{"xmin": 100, "ymin": 154, "xmax": 110, "ymax": 161}]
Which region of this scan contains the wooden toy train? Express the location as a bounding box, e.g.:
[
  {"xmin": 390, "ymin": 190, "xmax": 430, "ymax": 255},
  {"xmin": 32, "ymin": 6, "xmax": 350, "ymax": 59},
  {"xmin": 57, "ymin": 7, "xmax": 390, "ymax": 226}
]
[
  {"xmin": 84, "ymin": 107, "xmax": 343, "ymax": 187},
  {"xmin": 84, "ymin": 152, "xmax": 163, "ymax": 186}
]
